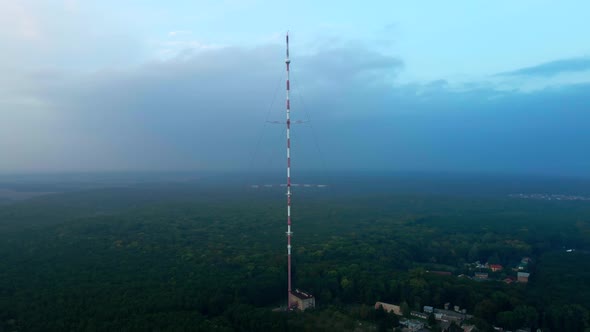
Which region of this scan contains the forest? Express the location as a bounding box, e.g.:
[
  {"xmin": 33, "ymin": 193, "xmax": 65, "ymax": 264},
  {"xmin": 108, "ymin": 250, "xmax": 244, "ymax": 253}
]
[{"xmin": 0, "ymin": 175, "xmax": 589, "ymax": 331}]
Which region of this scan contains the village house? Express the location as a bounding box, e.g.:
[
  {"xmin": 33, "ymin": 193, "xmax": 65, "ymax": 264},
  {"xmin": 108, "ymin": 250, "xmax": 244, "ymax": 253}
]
[
  {"xmin": 517, "ymin": 272, "xmax": 530, "ymax": 283},
  {"xmin": 490, "ymin": 264, "xmax": 503, "ymax": 272},
  {"xmin": 399, "ymin": 318, "xmax": 425, "ymax": 332},
  {"xmin": 503, "ymin": 276, "xmax": 516, "ymax": 284},
  {"xmin": 474, "ymin": 272, "xmax": 488, "ymax": 280},
  {"xmin": 374, "ymin": 301, "xmax": 402, "ymax": 315},
  {"xmin": 411, "ymin": 311, "xmax": 429, "ymax": 319},
  {"xmin": 462, "ymin": 325, "xmax": 477, "ymax": 332}
]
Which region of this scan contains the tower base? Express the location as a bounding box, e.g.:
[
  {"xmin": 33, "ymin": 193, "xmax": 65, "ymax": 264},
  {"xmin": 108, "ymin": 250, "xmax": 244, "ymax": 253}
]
[{"xmin": 288, "ymin": 289, "xmax": 315, "ymax": 311}]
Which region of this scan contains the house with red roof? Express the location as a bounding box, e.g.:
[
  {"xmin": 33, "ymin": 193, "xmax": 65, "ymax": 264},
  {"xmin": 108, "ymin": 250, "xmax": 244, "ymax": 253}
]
[{"xmin": 490, "ymin": 264, "xmax": 503, "ymax": 272}]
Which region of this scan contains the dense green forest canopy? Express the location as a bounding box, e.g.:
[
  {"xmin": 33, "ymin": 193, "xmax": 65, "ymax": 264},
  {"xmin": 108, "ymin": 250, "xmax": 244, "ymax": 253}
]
[{"xmin": 0, "ymin": 174, "xmax": 589, "ymax": 331}]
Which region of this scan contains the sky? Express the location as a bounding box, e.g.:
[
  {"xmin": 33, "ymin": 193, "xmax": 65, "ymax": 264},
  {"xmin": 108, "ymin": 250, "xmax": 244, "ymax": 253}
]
[{"xmin": 1, "ymin": 0, "xmax": 590, "ymax": 176}]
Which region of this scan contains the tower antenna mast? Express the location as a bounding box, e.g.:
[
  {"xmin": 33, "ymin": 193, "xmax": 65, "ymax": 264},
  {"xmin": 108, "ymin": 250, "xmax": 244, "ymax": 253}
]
[
  {"xmin": 283, "ymin": 32, "xmax": 315, "ymax": 311},
  {"xmin": 285, "ymin": 32, "xmax": 293, "ymax": 304}
]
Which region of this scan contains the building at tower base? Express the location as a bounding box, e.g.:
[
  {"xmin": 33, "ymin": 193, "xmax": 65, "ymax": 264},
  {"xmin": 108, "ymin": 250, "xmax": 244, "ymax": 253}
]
[{"xmin": 289, "ymin": 289, "xmax": 315, "ymax": 311}]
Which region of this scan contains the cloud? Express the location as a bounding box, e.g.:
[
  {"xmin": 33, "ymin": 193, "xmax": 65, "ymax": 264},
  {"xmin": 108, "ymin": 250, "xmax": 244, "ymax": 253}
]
[
  {"xmin": 168, "ymin": 30, "xmax": 192, "ymax": 37},
  {"xmin": 156, "ymin": 40, "xmax": 225, "ymax": 60},
  {"xmin": 497, "ymin": 56, "xmax": 590, "ymax": 77},
  {"xmin": 0, "ymin": 42, "xmax": 402, "ymax": 172},
  {"xmin": 2, "ymin": 34, "xmax": 590, "ymax": 176},
  {"xmin": 302, "ymin": 45, "xmax": 403, "ymax": 81},
  {"xmin": 0, "ymin": 2, "xmax": 42, "ymax": 40},
  {"xmin": 2, "ymin": 2, "xmax": 589, "ymax": 176}
]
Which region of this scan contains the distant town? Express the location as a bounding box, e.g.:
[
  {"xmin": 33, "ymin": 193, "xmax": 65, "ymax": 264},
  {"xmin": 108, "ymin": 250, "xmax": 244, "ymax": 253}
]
[
  {"xmin": 423, "ymin": 256, "xmax": 532, "ymax": 284},
  {"xmin": 509, "ymin": 193, "xmax": 590, "ymax": 201},
  {"xmin": 458, "ymin": 257, "xmax": 531, "ymax": 285},
  {"xmin": 375, "ymin": 300, "xmax": 475, "ymax": 332},
  {"xmin": 376, "ymin": 257, "xmax": 533, "ymax": 332}
]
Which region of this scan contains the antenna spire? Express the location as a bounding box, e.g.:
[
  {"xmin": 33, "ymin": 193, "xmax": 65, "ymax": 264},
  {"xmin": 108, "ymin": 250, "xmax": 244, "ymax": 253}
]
[{"xmin": 285, "ymin": 31, "xmax": 293, "ymax": 305}]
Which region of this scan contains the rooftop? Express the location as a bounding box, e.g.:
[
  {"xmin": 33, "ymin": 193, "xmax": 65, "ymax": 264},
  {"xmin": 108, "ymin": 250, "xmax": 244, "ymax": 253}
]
[{"xmin": 290, "ymin": 289, "xmax": 314, "ymax": 300}]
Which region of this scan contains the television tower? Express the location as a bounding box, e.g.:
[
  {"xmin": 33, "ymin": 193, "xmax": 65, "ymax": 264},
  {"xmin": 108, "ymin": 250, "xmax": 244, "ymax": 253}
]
[
  {"xmin": 285, "ymin": 32, "xmax": 293, "ymax": 303},
  {"xmin": 283, "ymin": 32, "xmax": 316, "ymax": 311}
]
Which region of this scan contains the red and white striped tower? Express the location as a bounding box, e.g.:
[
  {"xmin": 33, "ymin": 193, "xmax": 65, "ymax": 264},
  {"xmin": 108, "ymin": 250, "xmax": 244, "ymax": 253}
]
[{"xmin": 285, "ymin": 32, "xmax": 294, "ymax": 304}]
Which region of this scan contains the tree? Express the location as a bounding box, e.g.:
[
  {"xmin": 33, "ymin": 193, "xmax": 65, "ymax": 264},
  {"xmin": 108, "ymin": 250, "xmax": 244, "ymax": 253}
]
[
  {"xmin": 475, "ymin": 299, "xmax": 497, "ymax": 323},
  {"xmin": 428, "ymin": 312, "xmax": 437, "ymax": 327},
  {"xmin": 488, "ymin": 253, "xmax": 501, "ymax": 265},
  {"xmin": 400, "ymin": 301, "xmax": 410, "ymax": 317},
  {"xmin": 513, "ymin": 305, "xmax": 538, "ymax": 329},
  {"xmin": 448, "ymin": 321, "xmax": 463, "ymax": 332}
]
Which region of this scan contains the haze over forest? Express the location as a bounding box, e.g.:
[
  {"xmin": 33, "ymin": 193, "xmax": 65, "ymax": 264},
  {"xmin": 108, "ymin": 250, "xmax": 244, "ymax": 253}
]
[{"xmin": 2, "ymin": 1, "xmax": 590, "ymax": 176}]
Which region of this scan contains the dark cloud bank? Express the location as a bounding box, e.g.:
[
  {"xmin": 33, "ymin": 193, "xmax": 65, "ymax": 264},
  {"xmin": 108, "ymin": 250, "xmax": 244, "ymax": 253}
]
[
  {"xmin": 497, "ymin": 56, "xmax": 590, "ymax": 77},
  {"xmin": 5, "ymin": 43, "xmax": 590, "ymax": 177}
]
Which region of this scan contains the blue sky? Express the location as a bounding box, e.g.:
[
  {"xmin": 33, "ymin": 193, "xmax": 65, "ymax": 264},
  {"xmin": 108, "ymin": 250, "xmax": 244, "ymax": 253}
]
[{"xmin": 1, "ymin": 1, "xmax": 589, "ymax": 176}]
